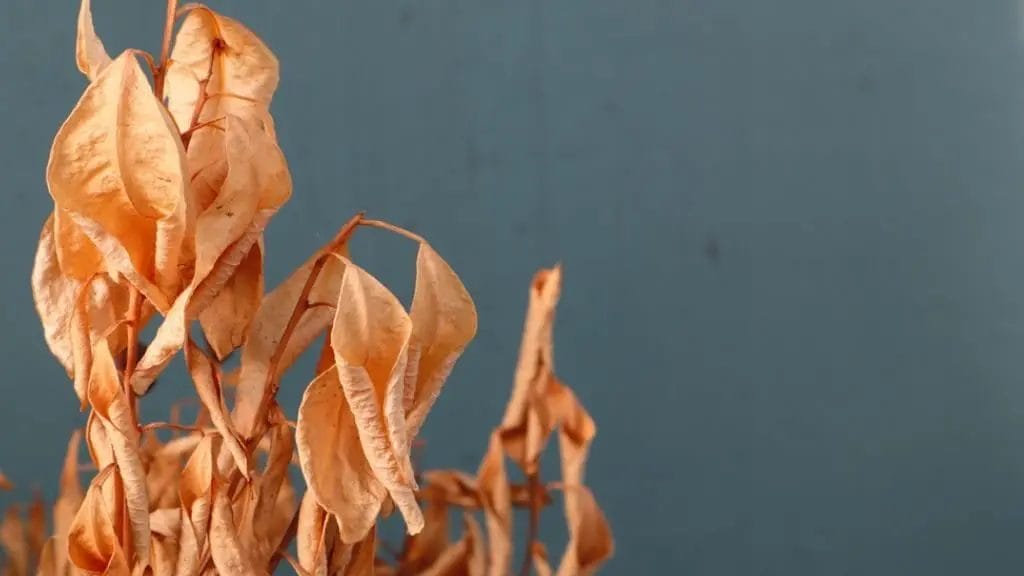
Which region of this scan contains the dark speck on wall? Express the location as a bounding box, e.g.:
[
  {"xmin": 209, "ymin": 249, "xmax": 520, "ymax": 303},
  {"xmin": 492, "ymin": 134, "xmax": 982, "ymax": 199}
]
[{"xmin": 704, "ymin": 236, "xmax": 720, "ymax": 264}]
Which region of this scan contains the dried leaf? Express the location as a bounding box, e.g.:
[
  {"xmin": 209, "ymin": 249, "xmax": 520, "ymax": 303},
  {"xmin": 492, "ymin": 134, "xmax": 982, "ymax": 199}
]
[
  {"xmin": 296, "ymin": 365, "xmax": 387, "ymax": 543},
  {"xmin": 331, "ymin": 259, "xmax": 423, "ymax": 534},
  {"xmin": 76, "ymin": 0, "xmax": 111, "ymax": 81},
  {"xmin": 131, "ymin": 114, "xmax": 290, "ymax": 394},
  {"xmin": 296, "ymin": 491, "xmax": 327, "ymax": 576},
  {"xmin": 477, "ymin": 432, "xmax": 511, "ymax": 576},
  {"xmin": 341, "ymin": 526, "xmax": 376, "ymax": 576},
  {"xmin": 399, "ymin": 497, "xmax": 449, "ymax": 574},
  {"xmin": 419, "ymin": 516, "xmax": 485, "ymax": 576},
  {"xmin": 54, "ymin": 432, "xmax": 85, "ymax": 576},
  {"xmin": 184, "ymin": 340, "xmax": 249, "ymax": 477},
  {"xmin": 0, "ymin": 471, "xmax": 11, "ymax": 491},
  {"xmin": 200, "ymin": 240, "xmax": 264, "ymax": 359},
  {"xmin": 1, "ymin": 505, "xmax": 28, "ymax": 576},
  {"xmin": 209, "ymin": 484, "xmax": 259, "ymax": 576},
  {"xmin": 36, "ymin": 537, "xmax": 57, "ymax": 576},
  {"xmin": 68, "ymin": 467, "xmax": 130, "ymax": 576},
  {"xmin": 86, "ymin": 342, "xmax": 149, "ymax": 569},
  {"xmin": 554, "ymin": 485, "xmax": 613, "ymax": 576},
  {"xmin": 233, "ymin": 252, "xmax": 347, "ymax": 439},
  {"xmin": 403, "ymin": 243, "xmax": 478, "ymax": 452},
  {"xmin": 27, "ymin": 494, "xmax": 46, "ymax": 565},
  {"xmin": 501, "ymin": 266, "xmax": 562, "ymax": 475},
  {"xmin": 47, "ymin": 51, "xmax": 188, "ymax": 312},
  {"xmin": 531, "ymin": 542, "xmax": 553, "ymax": 576},
  {"xmin": 176, "ymin": 435, "xmax": 217, "ymax": 576},
  {"xmin": 252, "ymin": 418, "xmax": 294, "ymax": 550},
  {"xmin": 165, "ymin": 6, "xmax": 278, "ymax": 132}
]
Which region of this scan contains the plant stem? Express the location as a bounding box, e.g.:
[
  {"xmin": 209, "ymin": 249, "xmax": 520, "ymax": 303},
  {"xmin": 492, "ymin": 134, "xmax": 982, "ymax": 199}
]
[
  {"xmin": 359, "ymin": 218, "xmax": 427, "ymax": 244},
  {"xmin": 249, "ymin": 212, "xmax": 365, "ymax": 444},
  {"xmin": 123, "ymin": 287, "xmax": 143, "ymax": 425},
  {"xmin": 154, "ymin": 0, "xmax": 178, "ymax": 99},
  {"xmin": 518, "ymin": 470, "xmax": 542, "ymax": 576}
]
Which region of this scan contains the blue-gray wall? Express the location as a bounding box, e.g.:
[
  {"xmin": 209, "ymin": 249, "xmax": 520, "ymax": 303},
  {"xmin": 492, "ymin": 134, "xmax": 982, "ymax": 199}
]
[{"xmin": 4, "ymin": 1, "xmax": 1024, "ymax": 573}]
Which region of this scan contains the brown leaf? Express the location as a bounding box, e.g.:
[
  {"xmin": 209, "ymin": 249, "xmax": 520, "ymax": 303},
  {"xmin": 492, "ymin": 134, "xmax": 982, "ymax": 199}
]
[
  {"xmin": 331, "ymin": 259, "xmax": 423, "ymax": 534},
  {"xmin": 399, "ymin": 498, "xmax": 449, "ymax": 574},
  {"xmin": 341, "ymin": 526, "xmax": 376, "ymax": 576},
  {"xmin": 27, "ymin": 493, "xmax": 46, "ymax": 566},
  {"xmin": 131, "ymin": 114, "xmax": 290, "ymax": 394},
  {"xmin": 75, "ymin": 0, "xmax": 111, "ymax": 81},
  {"xmin": 86, "ymin": 342, "xmax": 149, "ymax": 569},
  {"xmin": 0, "ymin": 471, "xmax": 11, "ymax": 491},
  {"xmin": 296, "ymin": 365, "xmax": 387, "ymax": 543},
  {"xmin": 209, "ymin": 484, "xmax": 259, "ymax": 576},
  {"xmin": 47, "ymin": 51, "xmax": 188, "ymax": 312},
  {"xmin": 233, "ymin": 251, "xmax": 347, "ymax": 439},
  {"xmin": 418, "ymin": 515, "xmax": 485, "ymax": 576},
  {"xmin": 55, "ymin": 431, "xmax": 85, "ymax": 576},
  {"xmin": 184, "ymin": 340, "xmax": 249, "ymax": 477},
  {"xmin": 200, "ymin": 240, "xmax": 264, "ymax": 359},
  {"xmin": 36, "ymin": 537, "xmax": 57, "ymax": 576},
  {"xmin": 252, "ymin": 418, "xmax": 294, "ymax": 551},
  {"xmin": 421, "ymin": 471, "xmax": 478, "ymax": 509},
  {"xmin": 165, "ymin": 6, "xmax": 278, "ymax": 133},
  {"xmin": 500, "ymin": 266, "xmax": 562, "ymax": 475},
  {"xmin": 531, "ymin": 542, "xmax": 553, "ymax": 576},
  {"xmin": 296, "ymin": 491, "xmax": 327, "ymax": 576},
  {"xmin": 403, "ymin": 243, "xmax": 478, "ymax": 451},
  {"xmin": 176, "ymin": 435, "xmax": 217, "ymax": 576},
  {"xmin": 554, "ymin": 485, "xmax": 613, "ymax": 576},
  {"xmin": 1, "ymin": 505, "xmax": 28, "ymax": 576},
  {"xmin": 476, "ymin": 432, "xmax": 511, "ymax": 576},
  {"xmin": 68, "ymin": 467, "xmax": 130, "ymax": 576}
]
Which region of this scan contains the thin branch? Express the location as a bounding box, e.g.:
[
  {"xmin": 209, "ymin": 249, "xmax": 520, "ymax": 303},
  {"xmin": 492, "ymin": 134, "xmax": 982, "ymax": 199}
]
[
  {"xmin": 359, "ymin": 218, "xmax": 427, "ymax": 244},
  {"xmin": 142, "ymin": 422, "xmax": 205, "ymax": 434}
]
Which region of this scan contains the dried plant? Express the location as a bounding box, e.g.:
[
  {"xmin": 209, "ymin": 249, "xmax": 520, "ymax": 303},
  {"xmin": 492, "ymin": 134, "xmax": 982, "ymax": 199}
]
[{"xmin": 1, "ymin": 2, "xmax": 613, "ymax": 575}]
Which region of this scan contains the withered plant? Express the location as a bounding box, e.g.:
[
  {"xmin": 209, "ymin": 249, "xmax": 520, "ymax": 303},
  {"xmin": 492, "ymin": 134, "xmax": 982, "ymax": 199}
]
[{"xmin": 0, "ymin": 2, "xmax": 613, "ymax": 575}]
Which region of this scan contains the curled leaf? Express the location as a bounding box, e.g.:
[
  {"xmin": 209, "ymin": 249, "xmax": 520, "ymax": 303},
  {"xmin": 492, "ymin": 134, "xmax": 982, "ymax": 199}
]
[
  {"xmin": 76, "ymin": 0, "xmax": 111, "ymax": 81},
  {"xmin": 47, "ymin": 51, "xmax": 188, "ymax": 311},
  {"xmin": 403, "ymin": 243, "xmax": 478, "ymax": 449},
  {"xmin": 296, "ymin": 365, "xmax": 387, "ymax": 543},
  {"xmin": 87, "ymin": 342, "xmax": 149, "ymax": 569},
  {"xmin": 68, "ymin": 467, "xmax": 130, "ymax": 576},
  {"xmin": 200, "ymin": 240, "xmax": 264, "ymax": 359},
  {"xmin": 210, "ymin": 484, "xmax": 260, "ymax": 576},
  {"xmin": 184, "ymin": 340, "xmax": 249, "ymax": 477},
  {"xmin": 331, "ymin": 260, "xmax": 421, "ymax": 534}
]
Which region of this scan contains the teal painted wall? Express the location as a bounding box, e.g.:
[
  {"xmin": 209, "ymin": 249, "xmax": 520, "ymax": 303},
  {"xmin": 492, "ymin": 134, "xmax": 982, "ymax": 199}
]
[{"xmin": 4, "ymin": 1, "xmax": 1024, "ymax": 573}]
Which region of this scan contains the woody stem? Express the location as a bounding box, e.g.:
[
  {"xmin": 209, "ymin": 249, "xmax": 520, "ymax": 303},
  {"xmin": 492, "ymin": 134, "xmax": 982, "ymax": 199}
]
[{"xmin": 518, "ymin": 469, "xmax": 542, "ymax": 576}]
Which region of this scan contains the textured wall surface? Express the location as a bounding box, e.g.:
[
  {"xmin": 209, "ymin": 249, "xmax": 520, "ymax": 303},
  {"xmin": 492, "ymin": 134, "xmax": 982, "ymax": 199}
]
[{"xmin": 4, "ymin": 1, "xmax": 1024, "ymax": 573}]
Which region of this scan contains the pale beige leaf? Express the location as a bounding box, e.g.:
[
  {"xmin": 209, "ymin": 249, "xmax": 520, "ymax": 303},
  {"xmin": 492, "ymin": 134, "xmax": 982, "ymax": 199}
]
[
  {"xmin": 68, "ymin": 467, "xmax": 130, "ymax": 576},
  {"xmin": 75, "ymin": 0, "xmax": 111, "ymax": 81},
  {"xmin": 403, "ymin": 243, "xmax": 478, "ymax": 445},
  {"xmin": 47, "ymin": 51, "xmax": 188, "ymax": 312},
  {"xmin": 296, "ymin": 365, "xmax": 387, "ymax": 543},
  {"xmin": 184, "ymin": 340, "xmax": 249, "ymax": 477},
  {"xmin": 209, "ymin": 486, "xmax": 259, "ymax": 576},
  {"xmin": 86, "ymin": 342, "xmax": 149, "ymax": 569},
  {"xmin": 331, "ymin": 260, "xmax": 421, "ymax": 534},
  {"xmin": 1, "ymin": 505, "xmax": 28, "ymax": 576},
  {"xmin": 200, "ymin": 240, "xmax": 264, "ymax": 359}
]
